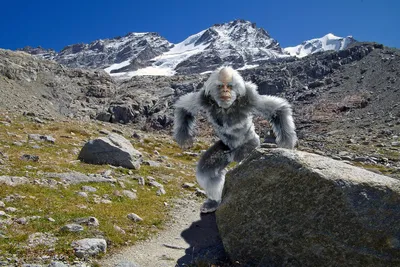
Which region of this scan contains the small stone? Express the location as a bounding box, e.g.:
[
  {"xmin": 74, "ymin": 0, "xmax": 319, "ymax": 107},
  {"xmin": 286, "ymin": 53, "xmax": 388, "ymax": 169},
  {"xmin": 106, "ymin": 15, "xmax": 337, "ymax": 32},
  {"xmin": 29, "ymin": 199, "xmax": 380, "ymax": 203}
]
[
  {"xmin": 48, "ymin": 261, "xmax": 69, "ymax": 267},
  {"xmin": 72, "ymin": 238, "xmax": 107, "ymax": 258},
  {"xmin": 81, "ymin": 186, "xmax": 97, "ymax": 192},
  {"xmin": 76, "ymin": 191, "xmax": 88, "ymax": 198},
  {"xmin": 138, "ymin": 176, "xmax": 145, "ymax": 186},
  {"xmin": 74, "ymin": 217, "xmax": 99, "ymax": 227},
  {"xmin": 143, "ymin": 160, "xmax": 161, "ymax": 167},
  {"xmin": 392, "ymin": 142, "xmax": 400, "ymax": 147},
  {"xmin": 156, "ymin": 188, "xmax": 166, "ymax": 196},
  {"xmin": 0, "ymin": 201, "xmax": 5, "ymax": 207},
  {"xmin": 122, "ymin": 190, "xmax": 137, "ymax": 200},
  {"xmin": 182, "ymin": 182, "xmax": 196, "ymax": 189},
  {"xmin": 15, "ymin": 217, "xmax": 28, "ymax": 224},
  {"xmin": 5, "ymin": 207, "xmax": 17, "ymax": 213},
  {"xmin": 0, "ymin": 211, "xmax": 8, "ymax": 217},
  {"xmin": 48, "ymin": 217, "xmax": 56, "ymax": 222},
  {"xmin": 20, "ymin": 154, "xmax": 39, "ymax": 162},
  {"xmin": 114, "ymin": 224, "xmax": 126, "ymax": 234},
  {"xmin": 60, "ymin": 224, "xmax": 84, "ymax": 233},
  {"xmin": 127, "ymin": 213, "xmax": 143, "ymax": 222}
]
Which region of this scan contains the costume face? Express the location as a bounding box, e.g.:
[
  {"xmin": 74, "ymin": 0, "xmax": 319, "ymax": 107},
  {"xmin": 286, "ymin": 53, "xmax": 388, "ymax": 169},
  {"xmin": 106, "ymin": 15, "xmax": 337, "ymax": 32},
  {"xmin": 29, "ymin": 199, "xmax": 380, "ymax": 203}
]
[{"xmin": 213, "ymin": 67, "xmax": 237, "ymax": 108}]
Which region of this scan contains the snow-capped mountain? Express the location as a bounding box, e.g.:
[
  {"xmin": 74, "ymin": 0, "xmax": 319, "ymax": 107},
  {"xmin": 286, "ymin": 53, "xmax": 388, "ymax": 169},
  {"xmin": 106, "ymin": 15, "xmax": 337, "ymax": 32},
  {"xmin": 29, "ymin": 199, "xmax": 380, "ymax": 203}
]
[
  {"xmin": 18, "ymin": 21, "xmax": 357, "ymax": 77},
  {"xmin": 284, "ymin": 33, "xmax": 356, "ymax": 58},
  {"xmin": 107, "ymin": 19, "xmax": 286, "ymax": 77},
  {"xmin": 54, "ymin": 32, "xmax": 172, "ymax": 71}
]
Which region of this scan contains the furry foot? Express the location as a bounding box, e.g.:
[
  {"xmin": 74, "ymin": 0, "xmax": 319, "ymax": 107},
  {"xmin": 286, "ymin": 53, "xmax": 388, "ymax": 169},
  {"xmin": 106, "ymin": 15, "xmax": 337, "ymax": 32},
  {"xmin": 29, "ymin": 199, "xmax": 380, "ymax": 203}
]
[{"xmin": 200, "ymin": 199, "xmax": 220, "ymax": 213}]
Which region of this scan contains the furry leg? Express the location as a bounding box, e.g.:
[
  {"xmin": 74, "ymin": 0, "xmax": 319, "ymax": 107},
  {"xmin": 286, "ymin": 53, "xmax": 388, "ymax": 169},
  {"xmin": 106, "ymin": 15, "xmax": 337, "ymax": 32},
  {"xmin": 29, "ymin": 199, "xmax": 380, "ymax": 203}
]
[{"xmin": 196, "ymin": 140, "xmax": 232, "ymax": 213}]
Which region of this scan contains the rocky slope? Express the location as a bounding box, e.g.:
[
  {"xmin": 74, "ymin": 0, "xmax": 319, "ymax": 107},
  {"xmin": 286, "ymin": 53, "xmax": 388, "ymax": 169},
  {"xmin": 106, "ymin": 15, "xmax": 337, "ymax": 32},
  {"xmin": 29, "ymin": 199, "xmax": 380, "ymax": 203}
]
[{"xmin": 1, "ymin": 41, "xmax": 399, "ymax": 179}]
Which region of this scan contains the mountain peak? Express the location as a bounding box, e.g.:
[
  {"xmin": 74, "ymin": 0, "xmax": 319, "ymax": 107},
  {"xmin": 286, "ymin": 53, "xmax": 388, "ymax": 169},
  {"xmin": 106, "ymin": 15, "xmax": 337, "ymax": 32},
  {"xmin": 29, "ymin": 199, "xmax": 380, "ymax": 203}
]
[{"xmin": 284, "ymin": 34, "xmax": 356, "ymax": 58}]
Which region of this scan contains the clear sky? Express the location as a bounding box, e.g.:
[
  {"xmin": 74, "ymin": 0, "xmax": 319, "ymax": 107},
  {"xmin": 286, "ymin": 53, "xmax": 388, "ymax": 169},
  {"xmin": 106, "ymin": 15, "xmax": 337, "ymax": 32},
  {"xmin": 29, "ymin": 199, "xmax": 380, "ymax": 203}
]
[{"xmin": 1, "ymin": 0, "xmax": 399, "ymax": 52}]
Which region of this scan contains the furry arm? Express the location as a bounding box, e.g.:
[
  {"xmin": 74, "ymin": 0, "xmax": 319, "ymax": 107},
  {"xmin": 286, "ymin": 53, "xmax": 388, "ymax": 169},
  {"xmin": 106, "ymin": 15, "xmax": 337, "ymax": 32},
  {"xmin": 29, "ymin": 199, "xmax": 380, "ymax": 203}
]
[
  {"xmin": 173, "ymin": 92, "xmax": 202, "ymax": 148},
  {"xmin": 246, "ymin": 82, "xmax": 297, "ymax": 149}
]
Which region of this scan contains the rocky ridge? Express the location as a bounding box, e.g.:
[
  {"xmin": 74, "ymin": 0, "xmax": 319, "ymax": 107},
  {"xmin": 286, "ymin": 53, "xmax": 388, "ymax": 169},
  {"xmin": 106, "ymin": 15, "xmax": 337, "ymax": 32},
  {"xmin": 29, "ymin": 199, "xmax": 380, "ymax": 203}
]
[{"xmin": 19, "ymin": 20, "xmax": 355, "ymax": 76}]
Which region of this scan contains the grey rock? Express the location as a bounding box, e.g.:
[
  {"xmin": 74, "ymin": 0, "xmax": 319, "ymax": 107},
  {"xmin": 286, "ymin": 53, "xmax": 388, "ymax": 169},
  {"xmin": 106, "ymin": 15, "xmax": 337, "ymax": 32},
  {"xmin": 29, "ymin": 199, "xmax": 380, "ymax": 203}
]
[
  {"xmin": 138, "ymin": 176, "xmax": 145, "ymax": 186},
  {"xmin": 5, "ymin": 207, "xmax": 17, "ymax": 212},
  {"xmin": 60, "ymin": 224, "xmax": 84, "ymax": 232},
  {"xmin": 74, "ymin": 216, "xmax": 99, "ymax": 227},
  {"xmin": 78, "ymin": 133, "xmax": 142, "ymax": 169},
  {"xmin": 148, "ymin": 179, "xmax": 164, "ymax": 189},
  {"xmin": 217, "ymin": 148, "xmax": 400, "ymax": 266},
  {"xmin": 76, "ymin": 191, "xmax": 88, "ymax": 198},
  {"xmin": 27, "ymin": 232, "xmax": 58, "ymax": 248},
  {"xmin": 0, "ymin": 211, "xmax": 8, "ymax": 217},
  {"xmin": 143, "ymin": 160, "xmax": 161, "ymax": 167},
  {"xmin": 122, "ymin": 190, "xmax": 137, "ymax": 200},
  {"xmin": 48, "ymin": 261, "xmax": 69, "ymax": 267},
  {"xmin": 156, "ymin": 188, "xmax": 166, "ymax": 196},
  {"xmin": 46, "ymin": 171, "xmax": 115, "ymax": 184},
  {"xmin": 71, "ymin": 238, "xmax": 107, "ymax": 258},
  {"xmin": 15, "ymin": 217, "xmax": 28, "ymax": 224},
  {"xmin": 0, "ymin": 201, "xmax": 4, "ymax": 207},
  {"xmin": 20, "ymin": 154, "xmax": 39, "ymax": 162},
  {"xmin": 182, "ymin": 182, "xmax": 196, "ymax": 188},
  {"xmin": 81, "ymin": 185, "xmax": 97, "ymax": 192},
  {"xmin": 0, "ymin": 176, "xmax": 29, "ymax": 186},
  {"xmin": 28, "ymin": 134, "xmax": 55, "ymax": 143},
  {"xmin": 127, "ymin": 213, "xmax": 143, "ymax": 222}
]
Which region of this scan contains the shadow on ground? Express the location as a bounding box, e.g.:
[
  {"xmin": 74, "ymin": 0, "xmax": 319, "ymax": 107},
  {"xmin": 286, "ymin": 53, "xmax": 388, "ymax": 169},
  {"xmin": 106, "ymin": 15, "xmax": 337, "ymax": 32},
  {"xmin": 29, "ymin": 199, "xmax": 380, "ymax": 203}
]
[{"xmin": 177, "ymin": 212, "xmax": 231, "ymax": 266}]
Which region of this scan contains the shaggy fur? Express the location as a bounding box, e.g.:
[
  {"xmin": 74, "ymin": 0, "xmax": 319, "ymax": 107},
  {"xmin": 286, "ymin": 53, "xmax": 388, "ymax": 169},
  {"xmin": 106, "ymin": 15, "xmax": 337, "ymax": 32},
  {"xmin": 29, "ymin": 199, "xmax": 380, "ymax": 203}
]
[{"xmin": 173, "ymin": 67, "xmax": 297, "ymax": 211}]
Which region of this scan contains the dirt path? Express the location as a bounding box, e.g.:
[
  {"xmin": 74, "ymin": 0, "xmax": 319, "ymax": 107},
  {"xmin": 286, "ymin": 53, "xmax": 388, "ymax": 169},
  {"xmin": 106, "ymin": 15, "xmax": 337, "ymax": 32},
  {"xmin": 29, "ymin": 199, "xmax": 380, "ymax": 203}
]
[{"xmin": 99, "ymin": 197, "xmax": 228, "ymax": 267}]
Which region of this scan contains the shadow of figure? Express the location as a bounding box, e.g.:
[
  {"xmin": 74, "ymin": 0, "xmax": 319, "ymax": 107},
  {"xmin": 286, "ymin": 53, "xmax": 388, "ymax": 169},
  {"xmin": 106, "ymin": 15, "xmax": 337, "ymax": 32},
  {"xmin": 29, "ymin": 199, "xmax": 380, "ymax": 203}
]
[{"xmin": 176, "ymin": 212, "xmax": 232, "ymax": 266}]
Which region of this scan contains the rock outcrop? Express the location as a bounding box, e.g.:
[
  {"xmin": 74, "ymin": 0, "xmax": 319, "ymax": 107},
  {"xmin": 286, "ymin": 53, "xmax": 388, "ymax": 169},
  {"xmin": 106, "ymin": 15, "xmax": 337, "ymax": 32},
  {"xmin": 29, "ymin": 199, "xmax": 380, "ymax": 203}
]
[
  {"xmin": 78, "ymin": 133, "xmax": 142, "ymax": 169},
  {"xmin": 216, "ymin": 148, "xmax": 400, "ymax": 266}
]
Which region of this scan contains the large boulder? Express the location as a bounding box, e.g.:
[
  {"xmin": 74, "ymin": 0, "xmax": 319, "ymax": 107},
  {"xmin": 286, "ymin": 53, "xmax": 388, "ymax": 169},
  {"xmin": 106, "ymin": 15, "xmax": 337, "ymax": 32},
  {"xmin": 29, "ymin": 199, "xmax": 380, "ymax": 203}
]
[
  {"xmin": 216, "ymin": 148, "xmax": 400, "ymax": 266},
  {"xmin": 78, "ymin": 133, "xmax": 142, "ymax": 169}
]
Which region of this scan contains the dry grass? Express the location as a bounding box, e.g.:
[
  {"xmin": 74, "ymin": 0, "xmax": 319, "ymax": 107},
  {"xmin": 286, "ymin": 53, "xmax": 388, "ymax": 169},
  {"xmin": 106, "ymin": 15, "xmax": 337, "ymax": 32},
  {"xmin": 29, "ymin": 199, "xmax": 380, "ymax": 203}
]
[{"xmin": 0, "ymin": 112, "xmax": 208, "ymax": 264}]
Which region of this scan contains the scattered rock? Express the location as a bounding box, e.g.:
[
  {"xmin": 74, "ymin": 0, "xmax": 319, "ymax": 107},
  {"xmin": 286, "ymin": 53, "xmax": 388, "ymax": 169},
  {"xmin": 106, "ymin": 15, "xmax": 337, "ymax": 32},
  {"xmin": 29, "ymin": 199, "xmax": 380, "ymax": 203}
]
[
  {"xmin": 127, "ymin": 213, "xmax": 143, "ymax": 222},
  {"xmin": 46, "ymin": 171, "xmax": 116, "ymax": 184},
  {"xmin": 143, "ymin": 160, "xmax": 161, "ymax": 167},
  {"xmin": 27, "ymin": 232, "xmax": 58, "ymax": 248},
  {"xmin": 78, "ymin": 133, "xmax": 142, "ymax": 169},
  {"xmin": 156, "ymin": 188, "xmax": 166, "ymax": 196},
  {"xmin": 60, "ymin": 224, "xmax": 84, "ymax": 233},
  {"xmin": 0, "ymin": 176, "xmax": 30, "ymax": 186},
  {"xmin": 182, "ymin": 182, "xmax": 196, "ymax": 189},
  {"xmin": 81, "ymin": 185, "xmax": 97, "ymax": 192},
  {"xmin": 20, "ymin": 154, "xmax": 39, "ymax": 162},
  {"xmin": 74, "ymin": 217, "xmax": 99, "ymax": 227},
  {"xmin": 122, "ymin": 190, "xmax": 137, "ymax": 200},
  {"xmin": 72, "ymin": 238, "xmax": 107, "ymax": 258}
]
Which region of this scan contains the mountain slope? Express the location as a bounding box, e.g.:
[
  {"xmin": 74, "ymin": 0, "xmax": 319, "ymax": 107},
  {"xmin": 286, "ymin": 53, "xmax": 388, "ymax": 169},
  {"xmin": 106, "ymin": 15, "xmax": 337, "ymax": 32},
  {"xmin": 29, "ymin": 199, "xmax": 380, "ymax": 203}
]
[
  {"xmin": 284, "ymin": 33, "xmax": 356, "ymax": 58},
  {"xmin": 107, "ymin": 19, "xmax": 287, "ymax": 77},
  {"xmin": 54, "ymin": 32, "xmax": 172, "ymax": 71}
]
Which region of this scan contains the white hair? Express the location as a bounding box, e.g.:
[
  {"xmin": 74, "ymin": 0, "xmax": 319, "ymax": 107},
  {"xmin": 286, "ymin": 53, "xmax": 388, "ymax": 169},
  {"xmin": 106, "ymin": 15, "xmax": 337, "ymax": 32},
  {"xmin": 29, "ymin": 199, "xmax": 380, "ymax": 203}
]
[{"xmin": 203, "ymin": 66, "xmax": 246, "ymax": 97}]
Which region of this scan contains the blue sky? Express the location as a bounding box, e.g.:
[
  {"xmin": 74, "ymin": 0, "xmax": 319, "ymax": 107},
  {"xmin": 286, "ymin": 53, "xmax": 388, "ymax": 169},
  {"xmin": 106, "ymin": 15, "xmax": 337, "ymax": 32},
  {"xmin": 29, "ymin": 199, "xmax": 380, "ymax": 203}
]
[{"xmin": 1, "ymin": 0, "xmax": 399, "ymax": 51}]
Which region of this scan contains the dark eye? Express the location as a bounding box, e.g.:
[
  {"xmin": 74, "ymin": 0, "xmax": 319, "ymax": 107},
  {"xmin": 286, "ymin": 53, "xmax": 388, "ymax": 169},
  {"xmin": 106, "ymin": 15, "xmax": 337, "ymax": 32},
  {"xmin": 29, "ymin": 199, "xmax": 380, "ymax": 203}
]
[
  {"xmin": 227, "ymin": 84, "xmax": 233, "ymax": 89},
  {"xmin": 217, "ymin": 84, "xmax": 223, "ymax": 89}
]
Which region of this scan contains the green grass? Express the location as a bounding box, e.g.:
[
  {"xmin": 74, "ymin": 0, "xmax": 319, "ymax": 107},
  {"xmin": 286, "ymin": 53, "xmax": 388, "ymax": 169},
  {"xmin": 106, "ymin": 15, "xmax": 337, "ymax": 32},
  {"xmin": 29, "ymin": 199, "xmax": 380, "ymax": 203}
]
[{"xmin": 0, "ymin": 112, "xmax": 208, "ymax": 264}]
